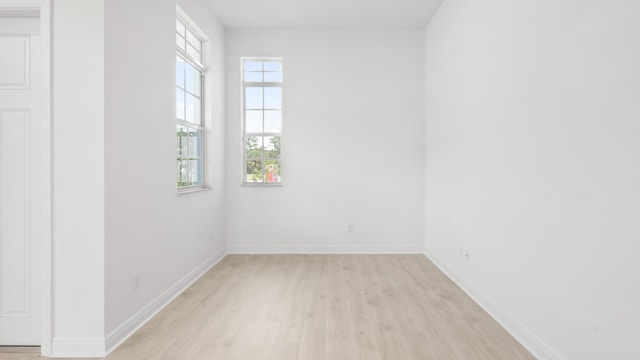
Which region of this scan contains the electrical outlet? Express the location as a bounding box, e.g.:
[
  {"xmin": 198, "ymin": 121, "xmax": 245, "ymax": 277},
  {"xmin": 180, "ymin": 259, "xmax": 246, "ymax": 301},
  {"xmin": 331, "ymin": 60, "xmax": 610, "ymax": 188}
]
[
  {"xmin": 347, "ymin": 224, "xmax": 354, "ymax": 232},
  {"xmin": 463, "ymin": 250, "xmax": 470, "ymax": 262},
  {"xmin": 133, "ymin": 273, "xmax": 141, "ymax": 291}
]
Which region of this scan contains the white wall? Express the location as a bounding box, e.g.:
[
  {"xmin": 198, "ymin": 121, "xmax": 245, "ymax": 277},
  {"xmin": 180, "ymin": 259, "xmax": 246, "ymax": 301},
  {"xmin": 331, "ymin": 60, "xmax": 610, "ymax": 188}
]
[
  {"xmin": 104, "ymin": 0, "xmax": 226, "ymax": 343},
  {"xmin": 52, "ymin": 0, "xmax": 105, "ymax": 349},
  {"xmin": 225, "ymin": 29, "xmax": 425, "ymax": 254},
  {"xmin": 424, "ymin": 0, "xmax": 640, "ymax": 359}
]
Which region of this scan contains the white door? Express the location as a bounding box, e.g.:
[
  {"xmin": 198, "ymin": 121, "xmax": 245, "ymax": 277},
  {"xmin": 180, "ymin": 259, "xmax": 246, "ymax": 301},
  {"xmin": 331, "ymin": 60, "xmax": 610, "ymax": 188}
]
[{"xmin": 0, "ymin": 15, "xmax": 42, "ymax": 346}]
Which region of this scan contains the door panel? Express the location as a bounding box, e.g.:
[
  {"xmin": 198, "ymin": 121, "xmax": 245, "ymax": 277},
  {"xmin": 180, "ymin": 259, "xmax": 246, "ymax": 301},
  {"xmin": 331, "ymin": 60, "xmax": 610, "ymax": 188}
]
[
  {"xmin": 0, "ymin": 35, "xmax": 30, "ymax": 88},
  {"xmin": 0, "ymin": 16, "xmax": 41, "ymax": 346},
  {"xmin": 1, "ymin": 111, "xmax": 31, "ymax": 316}
]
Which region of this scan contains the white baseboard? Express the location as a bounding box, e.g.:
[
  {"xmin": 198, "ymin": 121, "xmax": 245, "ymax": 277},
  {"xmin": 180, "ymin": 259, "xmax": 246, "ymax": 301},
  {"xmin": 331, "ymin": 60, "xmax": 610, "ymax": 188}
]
[
  {"xmin": 51, "ymin": 337, "xmax": 105, "ymax": 358},
  {"xmin": 227, "ymin": 244, "xmax": 425, "ymax": 254},
  {"xmin": 423, "ymin": 249, "xmax": 562, "ymax": 360},
  {"xmin": 104, "ymin": 249, "xmax": 227, "ymax": 356}
]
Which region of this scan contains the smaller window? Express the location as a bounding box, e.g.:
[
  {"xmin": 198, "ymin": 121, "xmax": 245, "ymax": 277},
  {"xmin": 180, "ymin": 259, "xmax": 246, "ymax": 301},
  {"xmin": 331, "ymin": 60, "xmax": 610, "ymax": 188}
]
[{"xmin": 242, "ymin": 58, "xmax": 283, "ymax": 185}]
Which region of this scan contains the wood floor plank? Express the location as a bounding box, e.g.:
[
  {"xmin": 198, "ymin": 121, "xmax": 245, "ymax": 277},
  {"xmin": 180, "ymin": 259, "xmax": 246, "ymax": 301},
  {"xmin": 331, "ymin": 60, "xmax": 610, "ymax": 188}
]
[{"xmin": 23, "ymin": 254, "xmax": 535, "ymax": 360}]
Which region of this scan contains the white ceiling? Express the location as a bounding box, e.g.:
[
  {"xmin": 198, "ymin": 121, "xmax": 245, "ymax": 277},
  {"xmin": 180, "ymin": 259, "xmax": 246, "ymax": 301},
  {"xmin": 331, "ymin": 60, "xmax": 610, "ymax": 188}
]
[{"xmin": 205, "ymin": 0, "xmax": 445, "ymax": 29}]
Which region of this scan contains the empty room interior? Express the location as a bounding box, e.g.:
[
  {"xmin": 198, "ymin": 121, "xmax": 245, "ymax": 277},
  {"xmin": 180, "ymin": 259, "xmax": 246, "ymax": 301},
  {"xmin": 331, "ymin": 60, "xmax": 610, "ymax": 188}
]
[{"xmin": 0, "ymin": 0, "xmax": 638, "ymax": 359}]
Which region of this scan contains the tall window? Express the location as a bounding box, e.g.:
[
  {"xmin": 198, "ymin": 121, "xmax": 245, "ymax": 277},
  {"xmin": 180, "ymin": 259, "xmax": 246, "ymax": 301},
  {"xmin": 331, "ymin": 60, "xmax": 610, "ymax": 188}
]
[
  {"xmin": 176, "ymin": 16, "xmax": 205, "ymax": 188},
  {"xmin": 242, "ymin": 58, "xmax": 283, "ymax": 185}
]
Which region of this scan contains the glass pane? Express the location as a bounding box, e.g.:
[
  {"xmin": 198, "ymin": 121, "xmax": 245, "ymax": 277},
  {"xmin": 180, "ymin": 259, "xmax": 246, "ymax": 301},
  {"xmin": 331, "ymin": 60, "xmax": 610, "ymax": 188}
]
[
  {"xmin": 264, "ymin": 111, "xmax": 281, "ymax": 132},
  {"xmin": 185, "ymin": 62, "xmax": 201, "ymax": 96},
  {"xmin": 186, "ymin": 30, "xmax": 201, "ymax": 51},
  {"xmin": 264, "ymin": 72, "xmax": 283, "ymax": 82},
  {"xmin": 263, "ymin": 61, "xmax": 281, "ymax": 71},
  {"xmin": 245, "ymin": 87, "xmax": 263, "ymax": 109},
  {"xmin": 176, "ymin": 88, "xmax": 185, "ymax": 120},
  {"xmin": 176, "ymin": 34, "xmax": 185, "ymax": 51},
  {"xmin": 176, "ymin": 56, "xmax": 185, "ymax": 88},
  {"xmin": 245, "ymin": 136, "xmax": 262, "ymax": 159},
  {"xmin": 264, "ymin": 136, "xmax": 280, "ymax": 159},
  {"xmin": 188, "ymin": 159, "xmax": 202, "ymax": 185},
  {"xmin": 177, "ymin": 160, "xmax": 189, "ymax": 186},
  {"xmin": 264, "ymin": 87, "xmax": 282, "ymax": 109},
  {"xmin": 245, "ymin": 111, "xmax": 263, "ymax": 133},
  {"xmin": 244, "ymin": 72, "xmax": 262, "ymax": 82},
  {"xmin": 176, "ymin": 19, "xmax": 185, "ymax": 36},
  {"xmin": 244, "ymin": 61, "xmax": 262, "ymax": 71},
  {"xmin": 185, "ymin": 93, "xmax": 201, "ymax": 124},
  {"xmin": 264, "ymin": 160, "xmax": 281, "ymax": 183},
  {"xmin": 187, "ymin": 45, "xmax": 201, "ymax": 63},
  {"xmin": 187, "ymin": 129, "xmax": 201, "ymax": 158},
  {"xmin": 176, "ymin": 125, "xmax": 188, "ymax": 157},
  {"xmin": 246, "ymin": 160, "xmax": 263, "ymax": 183},
  {"xmin": 184, "ymin": 160, "xmax": 194, "ymax": 185}
]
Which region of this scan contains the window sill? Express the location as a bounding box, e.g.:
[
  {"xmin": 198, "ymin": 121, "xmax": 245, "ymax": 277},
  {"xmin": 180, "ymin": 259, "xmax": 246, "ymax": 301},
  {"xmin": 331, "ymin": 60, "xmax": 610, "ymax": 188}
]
[
  {"xmin": 242, "ymin": 182, "xmax": 283, "ymax": 188},
  {"xmin": 177, "ymin": 185, "xmax": 211, "ymax": 195}
]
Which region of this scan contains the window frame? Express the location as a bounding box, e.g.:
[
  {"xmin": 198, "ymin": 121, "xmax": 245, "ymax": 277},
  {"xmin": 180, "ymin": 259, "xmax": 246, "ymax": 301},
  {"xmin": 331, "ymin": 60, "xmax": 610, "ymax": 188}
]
[
  {"xmin": 176, "ymin": 12, "xmax": 207, "ymax": 192},
  {"xmin": 241, "ymin": 57, "xmax": 284, "ymax": 187}
]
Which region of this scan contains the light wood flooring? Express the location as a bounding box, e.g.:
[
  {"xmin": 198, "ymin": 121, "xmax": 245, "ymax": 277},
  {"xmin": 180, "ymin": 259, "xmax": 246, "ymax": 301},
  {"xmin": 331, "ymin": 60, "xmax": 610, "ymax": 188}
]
[{"xmin": 3, "ymin": 255, "xmax": 535, "ymax": 360}]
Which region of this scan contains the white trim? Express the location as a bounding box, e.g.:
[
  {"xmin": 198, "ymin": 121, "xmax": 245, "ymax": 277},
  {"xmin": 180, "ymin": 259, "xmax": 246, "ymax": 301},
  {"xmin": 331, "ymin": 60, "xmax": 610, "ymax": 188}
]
[
  {"xmin": 176, "ymin": 184, "xmax": 211, "ymax": 195},
  {"xmin": 104, "ymin": 249, "xmax": 227, "ymax": 356},
  {"xmin": 176, "ymin": 46, "xmax": 204, "ymax": 72},
  {"xmin": 50, "ymin": 337, "xmax": 105, "ymax": 358},
  {"xmin": 175, "ymin": 5, "xmax": 208, "ymax": 43},
  {"xmin": 39, "ymin": 0, "xmax": 52, "ymax": 355},
  {"xmin": 241, "ymin": 181, "xmax": 283, "ymax": 187},
  {"xmin": 227, "ymin": 244, "xmax": 425, "ymax": 254},
  {"xmin": 0, "ymin": 0, "xmax": 41, "ymax": 16},
  {"xmin": 423, "ymin": 249, "xmax": 563, "ymax": 360}
]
